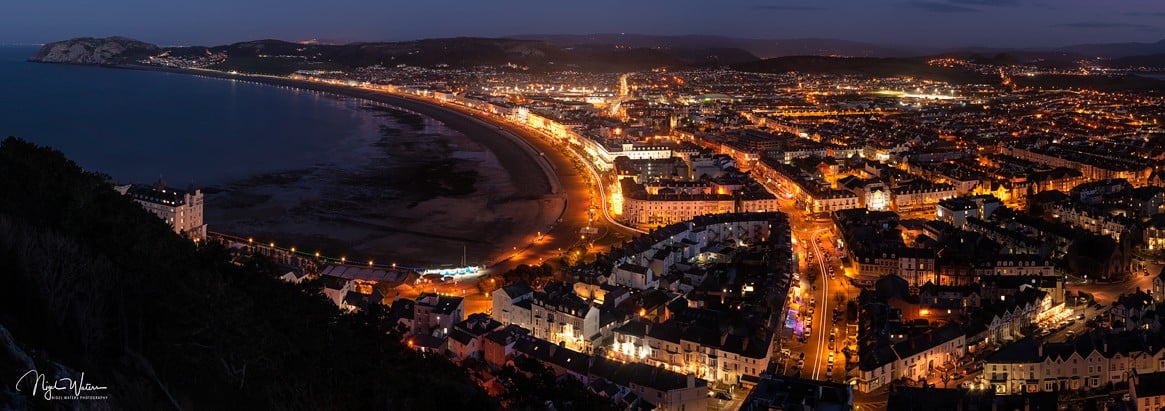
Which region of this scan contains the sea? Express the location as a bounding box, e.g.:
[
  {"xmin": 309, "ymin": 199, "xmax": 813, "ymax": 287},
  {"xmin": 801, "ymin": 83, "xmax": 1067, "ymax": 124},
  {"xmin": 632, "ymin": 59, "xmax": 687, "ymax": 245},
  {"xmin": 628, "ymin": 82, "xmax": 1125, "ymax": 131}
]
[
  {"xmin": 0, "ymin": 46, "xmax": 528, "ymax": 266},
  {"xmin": 1135, "ymin": 72, "xmax": 1165, "ymax": 81},
  {"xmin": 0, "ymin": 46, "xmax": 387, "ymax": 185}
]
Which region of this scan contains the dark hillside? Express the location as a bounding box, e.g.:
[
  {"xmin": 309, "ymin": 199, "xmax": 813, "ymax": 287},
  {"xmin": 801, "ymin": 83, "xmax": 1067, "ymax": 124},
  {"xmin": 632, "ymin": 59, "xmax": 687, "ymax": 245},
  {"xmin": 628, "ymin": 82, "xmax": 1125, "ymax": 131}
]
[{"xmin": 0, "ymin": 137, "xmax": 497, "ymax": 410}]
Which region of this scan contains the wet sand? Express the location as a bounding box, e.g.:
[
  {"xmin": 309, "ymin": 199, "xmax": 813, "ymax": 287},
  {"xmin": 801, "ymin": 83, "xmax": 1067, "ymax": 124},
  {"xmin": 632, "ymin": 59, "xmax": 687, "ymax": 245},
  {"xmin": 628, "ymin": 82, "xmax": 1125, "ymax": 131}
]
[{"xmin": 187, "ymin": 71, "xmax": 563, "ymax": 267}]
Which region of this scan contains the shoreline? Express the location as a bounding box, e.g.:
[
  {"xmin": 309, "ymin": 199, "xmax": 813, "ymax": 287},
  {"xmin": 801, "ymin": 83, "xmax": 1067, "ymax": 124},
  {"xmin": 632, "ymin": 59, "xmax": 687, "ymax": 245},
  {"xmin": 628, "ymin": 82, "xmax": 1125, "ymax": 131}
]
[{"xmin": 106, "ymin": 63, "xmax": 567, "ymax": 268}]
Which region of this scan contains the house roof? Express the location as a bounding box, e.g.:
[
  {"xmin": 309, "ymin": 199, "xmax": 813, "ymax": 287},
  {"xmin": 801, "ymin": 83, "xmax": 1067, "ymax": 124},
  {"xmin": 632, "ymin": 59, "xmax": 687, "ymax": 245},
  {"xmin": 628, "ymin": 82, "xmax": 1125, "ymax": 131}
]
[
  {"xmin": 985, "ymin": 337, "xmax": 1041, "ymax": 363},
  {"xmin": 319, "ymin": 274, "xmax": 351, "ymax": 291},
  {"xmin": 449, "ymin": 328, "xmax": 476, "ymax": 346},
  {"xmin": 1135, "ymin": 371, "xmax": 1165, "ymax": 398},
  {"xmin": 484, "ymin": 324, "xmax": 528, "ymax": 346},
  {"xmin": 891, "ymin": 323, "xmax": 964, "ymax": 360},
  {"xmin": 124, "ymin": 182, "xmax": 191, "ymax": 206},
  {"xmin": 500, "ymin": 281, "xmax": 533, "ymax": 299},
  {"xmin": 743, "ymin": 374, "xmax": 852, "ymax": 410},
  {"xmin": 417, "ymin": 293, "xmax": 464, "ymax": 315},
  {"xmin": 589, "ymin": 357, "xmax": 701, "ymax": 392},
  {"xmin": 412, "ymin": 334, "xmax": 446, "ymax": 349}
]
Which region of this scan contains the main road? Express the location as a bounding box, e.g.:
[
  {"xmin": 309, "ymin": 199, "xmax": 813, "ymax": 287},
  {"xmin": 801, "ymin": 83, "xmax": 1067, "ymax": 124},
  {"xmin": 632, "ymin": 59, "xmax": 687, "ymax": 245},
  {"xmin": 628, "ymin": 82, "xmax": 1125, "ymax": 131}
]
[{"xmin": 757, "ymin": 178, "xmax": 855, "ymax": 385}]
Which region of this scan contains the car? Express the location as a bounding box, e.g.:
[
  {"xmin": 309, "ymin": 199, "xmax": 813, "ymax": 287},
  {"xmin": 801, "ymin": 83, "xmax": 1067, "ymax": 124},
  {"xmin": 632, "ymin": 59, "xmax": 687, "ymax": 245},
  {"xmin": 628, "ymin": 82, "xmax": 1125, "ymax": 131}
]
[
  {"xmin": 1076, "ymin": 313, "xmax": 1086, "ymax": 320},
  {"xmin": 952, "ymin": 374, "xmax": 965, "ymax": 380},
  {"xmin": 714, "ymin": 392, "xmax": 733, "ymax": 400}
]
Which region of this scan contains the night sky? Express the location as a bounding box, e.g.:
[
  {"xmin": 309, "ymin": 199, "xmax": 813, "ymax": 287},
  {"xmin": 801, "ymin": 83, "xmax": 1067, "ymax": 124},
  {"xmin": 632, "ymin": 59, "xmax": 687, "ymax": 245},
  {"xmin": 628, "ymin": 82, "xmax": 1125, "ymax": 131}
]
[{"xmin": 2, "ymin": 0, "xmax": 1163, "ymax": 48}]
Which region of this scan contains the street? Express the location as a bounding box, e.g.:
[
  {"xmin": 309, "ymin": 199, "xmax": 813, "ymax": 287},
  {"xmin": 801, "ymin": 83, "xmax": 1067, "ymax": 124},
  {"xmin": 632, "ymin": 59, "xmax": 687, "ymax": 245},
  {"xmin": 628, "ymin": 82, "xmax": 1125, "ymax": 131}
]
[{"xmin": 760, "ymin": 179, "xmax": 858, "ymax": 385}]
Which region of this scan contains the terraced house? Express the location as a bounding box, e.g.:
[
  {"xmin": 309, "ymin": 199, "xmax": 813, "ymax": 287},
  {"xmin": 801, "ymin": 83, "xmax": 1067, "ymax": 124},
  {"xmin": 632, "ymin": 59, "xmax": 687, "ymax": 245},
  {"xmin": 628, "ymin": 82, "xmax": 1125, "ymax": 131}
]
[
  {"xmin": 855, "ymin": 322, "xmax": 966, "ymax": 393},
  {"xmin": 983, "ymin": 330, "xmax": 1165, "ymax": 394},
  {"xmin": 610, "ymin": 319, "xmax": 773, "ymax": 387}
]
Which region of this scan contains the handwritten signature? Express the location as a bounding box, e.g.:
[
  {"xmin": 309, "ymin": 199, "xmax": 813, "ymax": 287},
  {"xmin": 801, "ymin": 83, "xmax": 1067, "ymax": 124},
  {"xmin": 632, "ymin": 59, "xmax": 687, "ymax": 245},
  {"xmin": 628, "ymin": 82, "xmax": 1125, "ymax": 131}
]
[{"xmin": 16, "ymin": 370, "xmax": 108, "ymax": 400}]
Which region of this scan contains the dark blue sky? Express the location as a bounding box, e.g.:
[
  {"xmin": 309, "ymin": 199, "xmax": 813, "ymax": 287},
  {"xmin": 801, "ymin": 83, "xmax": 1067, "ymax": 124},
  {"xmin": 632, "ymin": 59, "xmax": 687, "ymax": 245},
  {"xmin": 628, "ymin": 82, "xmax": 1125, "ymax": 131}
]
[{"xmin": 3, "ymin": 0, "xmax": 1163, "ymax": 48}]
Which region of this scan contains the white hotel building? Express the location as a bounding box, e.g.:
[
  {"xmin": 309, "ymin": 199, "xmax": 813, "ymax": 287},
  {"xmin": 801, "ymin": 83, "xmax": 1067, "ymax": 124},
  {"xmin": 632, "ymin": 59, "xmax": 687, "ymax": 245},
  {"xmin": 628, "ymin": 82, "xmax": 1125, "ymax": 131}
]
[{"xmin": 116, "ymin": 179, "xmax": 206, "ymax": 240}]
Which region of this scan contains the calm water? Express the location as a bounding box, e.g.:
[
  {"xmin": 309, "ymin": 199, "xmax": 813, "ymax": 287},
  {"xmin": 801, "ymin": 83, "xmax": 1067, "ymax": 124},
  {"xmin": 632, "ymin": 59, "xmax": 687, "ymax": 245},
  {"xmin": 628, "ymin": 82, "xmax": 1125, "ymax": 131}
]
[
  {"xmin": 0, "ymin": 46, "xmax": 385, "ymax": 185},
  {"xmin": 1136, "ymin": 72, "xmax": 1165, "ymax": 81}
]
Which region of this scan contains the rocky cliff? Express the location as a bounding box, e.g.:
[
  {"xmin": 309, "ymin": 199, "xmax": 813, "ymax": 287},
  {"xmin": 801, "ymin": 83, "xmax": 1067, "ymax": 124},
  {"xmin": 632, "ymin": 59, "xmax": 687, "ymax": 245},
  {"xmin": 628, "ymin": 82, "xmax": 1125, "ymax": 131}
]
[{"xmin": 30, "ymin": 36, "xmax": 160, "ymax": 64}]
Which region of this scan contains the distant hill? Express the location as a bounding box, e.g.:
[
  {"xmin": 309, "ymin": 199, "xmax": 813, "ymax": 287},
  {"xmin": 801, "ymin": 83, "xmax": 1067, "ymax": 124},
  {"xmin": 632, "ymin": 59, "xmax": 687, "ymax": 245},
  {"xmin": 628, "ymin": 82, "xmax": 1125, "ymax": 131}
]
[
  {"xmin": 30, "ymin": 36, "xmax": 757, "ymax": 74},
  {"xmin": 200, "ymin": 37, "xmax": 756, "ymax": 72},
  {"xmin": 29, "ymin": 36, "xmax": 160, "ymax": 64},
  {"xmin": 514, "ymin": 33, "xmax": 913, "ymax": 58},
  {"xmin": 732, "ymin": 55, "xmax": 998, "ymax": 84},
  {"xmin": 1109, "ymin": 53, "xmax": 1165, "ymax": 69},
  {"xmin": 935, "ymin": 51, "xmax": 1086, "ymax": 69},
  {"xmin": 1011, "ymin": 73, "xmax": 1165, "ymax": 91},
  {"xmin": 1057, "ymin": 39, "xmax": 1165, "ymax": 59},
  {"xmin": 31, "ymin": 35, "xmax": 1165, "ymax": 76}
]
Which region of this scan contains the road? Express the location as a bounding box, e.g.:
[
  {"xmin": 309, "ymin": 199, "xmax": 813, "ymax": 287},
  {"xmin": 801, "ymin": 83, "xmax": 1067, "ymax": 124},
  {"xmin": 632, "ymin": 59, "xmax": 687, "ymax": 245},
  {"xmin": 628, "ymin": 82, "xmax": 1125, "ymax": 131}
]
[
  {"xmin": 757, "ymin": 179, "xmax": 857, "ymax": 385},
  {"xmin": 708, "ymin": 386, "xmax": 750, "ymax": 411},
  {"xmin": 1066, "ymin": 269, "xmax": 1156, "ymax": 305}
]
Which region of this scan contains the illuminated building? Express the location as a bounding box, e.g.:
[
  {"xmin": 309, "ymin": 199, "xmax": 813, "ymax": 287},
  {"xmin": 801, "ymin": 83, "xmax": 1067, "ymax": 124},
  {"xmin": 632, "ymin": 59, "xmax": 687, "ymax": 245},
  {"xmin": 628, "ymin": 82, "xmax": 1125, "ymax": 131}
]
[
  {"xmin": 603, "ymin": 212, "xmax": 788, "ymax": 290},
  {"xmin": 619, "ymin": 179, "xmax": 778, "ymax": 227},
  {"xmin": 892, "ymin": 182, "xmax": 957, "ymax": 212},
  {"xmin": 115, "ymin": 178, "xmax": 206, "ymax": 240},
  {"xmin": 414, "ymin": 292, "xmax": 464, "ymax": 338},
  {"xmin": 838, "ymin": 175, "xmax": 890, "ymax": 211},
  {"xmin": 982, "ymin": 333, "xmax": 1165, "ymax": 395},
  {"xmin": 611, "ymin": 319, "xmax": 774, "ymax": 386},
  {"xmin": 856, "ymin": 323, "xmax": 965, "ymax": 394},
  {"xmin": 936, "ymin": 195, "xmax": 1002, "ymax": 227},
  {"xmin": 491, "ymin": 281, "xmax": 604, "ymax": 352}
]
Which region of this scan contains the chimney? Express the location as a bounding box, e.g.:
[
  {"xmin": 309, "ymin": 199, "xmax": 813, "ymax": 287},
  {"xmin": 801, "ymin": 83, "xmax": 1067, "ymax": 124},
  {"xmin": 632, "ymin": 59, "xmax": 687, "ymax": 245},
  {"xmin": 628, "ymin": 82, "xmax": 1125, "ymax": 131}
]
[{"xmin": 1037, "ymin": 342, "xmax": 1043, "ymax": 358}]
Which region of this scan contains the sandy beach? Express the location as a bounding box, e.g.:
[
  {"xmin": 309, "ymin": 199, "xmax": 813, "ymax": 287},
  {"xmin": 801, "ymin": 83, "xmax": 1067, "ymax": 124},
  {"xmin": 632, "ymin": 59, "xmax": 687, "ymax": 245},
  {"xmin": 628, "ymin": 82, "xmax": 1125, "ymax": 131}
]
[{"xmin": 181, "ymin": 69, "xmax": 564, "ymax": 267}]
